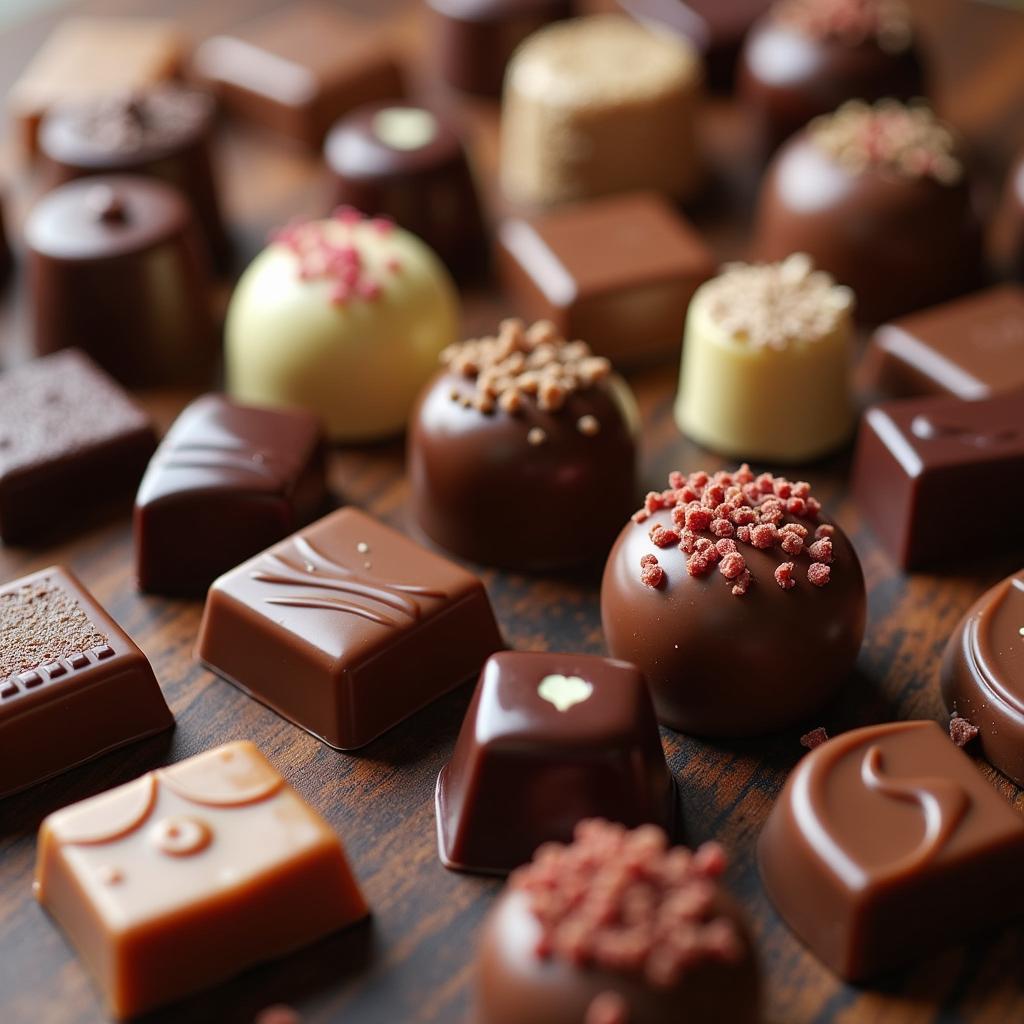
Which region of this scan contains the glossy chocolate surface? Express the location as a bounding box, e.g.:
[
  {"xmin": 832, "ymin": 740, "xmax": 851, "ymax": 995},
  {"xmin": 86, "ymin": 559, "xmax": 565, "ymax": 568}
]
[
  {"xmin": 497, "ymin": 193, "xmax": 715, "ymax": 366},
  {"xmin": 324, "ymin": 103, "xmax": 485, "ymax": 275},
  {"xmin": 0, "ymin": 350, "xmax": 156, "ymax": 544},
  {"xmin": 197, "ymin": 507, "xmax": 504, "ymax": 750},
  {"xmin": 851, "ymin": 391, "xmax": 1024, "ymax": 569},
  {"xmin": 25, "ymin": 175, "xmax": 216, "ymax": 387},
  {"xmin": 134, "ymin": 394, "xmax": 327, "ymax": 596},
  {"xmin": 941, "ymin": 570, "xmax": 1024, "ymax": 785},
  {"xmin": 436, "ymin": 652, "xmax": 674, "ymax": 874},
  {"xmin": 0, "ymin": 565, "xmax": 172, "ymax": 799},
  {"xmin": 992, "ymin": 149, "xmax": 1024, "ymax": 281},
  {"xmin": 759, "ymin": 720, "xmax": 1024, "ymax": 979}
]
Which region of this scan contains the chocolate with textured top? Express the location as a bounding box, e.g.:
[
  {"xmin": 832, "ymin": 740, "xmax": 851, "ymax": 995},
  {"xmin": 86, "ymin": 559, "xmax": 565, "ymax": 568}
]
[
  {"xmin": 0, "ymin": 350, "xmax": 156, "ymax": 544},
  {"xmin": 759, "ymin": 721, "xmax": 1024, "ymax": 979},
  {"xmin": 0, "ymin": 565, "xmax": 172, "ymax": 799},
  {"xmin": 197, "ymin": 507, "xmax": 503, "ymax": 750},
  {"xmin": 134, "ymin": 394, "xmax": 327, "ymax": 596}
]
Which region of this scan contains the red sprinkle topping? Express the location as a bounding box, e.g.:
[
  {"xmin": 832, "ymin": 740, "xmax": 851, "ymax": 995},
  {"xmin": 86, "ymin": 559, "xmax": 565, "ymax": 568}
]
[
  {"xmin": 949, "ymin": 715, "xmax": 979, "ymax": 748},
  {"xmin": 719, "ymin": 552, "xmax": 747, "ymax": 581},
  {"xmin": 807, "ymin": 563, "xmax": 831, "ymax": 587},
  {"xmin": 650, "ymin": 524, "xmax": 680, "ymax": 548},
  {"xmin": 585, "ymin": 992, "xmax": 629, "ymax": 1024},
  {"xmin": 800, "ymin": 726, "xmax": 829, "ymax": 750},
  {"xmin": 641, "ymin": 555, "xmax": 665, "ymax": 589},
  {"xmin": 774, "ymin": 562, "xmax": 796, "ymax": 590},
  {"xmin": 808, "ymin": 537, "xmax": 834, "ymax": 564}
]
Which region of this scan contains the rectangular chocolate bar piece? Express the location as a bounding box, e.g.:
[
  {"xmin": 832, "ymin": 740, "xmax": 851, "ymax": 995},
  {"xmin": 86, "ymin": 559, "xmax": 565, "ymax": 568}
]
[
  {"xmin": 0, "ymin": 349, "xmax": 157, "ymax": 544},
  {"xmin": 864, "ymin": 285, "xmax": 1024, "ymax": 400},
  {"xmin": 197, "ymin": 507, "xmax": 504, "ymax": 749},
  {"xmin": 0, "ymin": 565, "xmax": 172, "ymax": 798},
  {"xmin": 851, "ymin": 391, "xmax": 1024, "ymax": 569},
  {"xmin": 35, "ymin": 741, "xmax": 367, "ymax": 1018}
]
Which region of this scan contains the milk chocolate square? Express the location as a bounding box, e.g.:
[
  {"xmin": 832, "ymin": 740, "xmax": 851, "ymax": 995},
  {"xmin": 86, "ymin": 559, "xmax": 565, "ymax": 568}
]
[
  {"xmin": 0, "ymin": 565, "xmax": 172, "ymax": 798},
  {"xmin": 865, "ymin": 286, "xmax": 1024, "ymax": 400},
  {"xmin": 0, "ymin": 350, "xmax": 157, "ymax": 544},
  {"xmin": 759, "ymin": 721, "xmax": 1024, "ymax": 980},
  {"xmin": 197, "ymin": 508, "xmax": 504, "ymax": 749},
  {"xmin": 497, "ymin": 192, "xmax": 715, "ymax": 366},
  {"xmin": 35, "ymin": 741, "xmax": 367, "ymax": 1018},
  {"xmin": 191, "ymin": 1, "xmax": 406, "ymax": 148},
  {"xmin": 134, "ymin": 394, "xmax": 327, "ymax": 596}
]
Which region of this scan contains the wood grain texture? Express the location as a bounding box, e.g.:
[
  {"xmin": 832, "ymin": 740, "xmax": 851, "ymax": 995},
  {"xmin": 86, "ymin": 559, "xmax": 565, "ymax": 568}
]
[{"xmin": 1, "ymin": 1, "xmax": 1024, "ymax": 1022}]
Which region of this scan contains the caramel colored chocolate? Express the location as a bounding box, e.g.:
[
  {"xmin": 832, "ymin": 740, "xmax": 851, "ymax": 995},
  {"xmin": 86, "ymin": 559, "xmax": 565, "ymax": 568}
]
[
  {"xmin": 197, "ymin": 507, "xmax": 503, "ymax": 750},
  {"xmin": 498, "ymin": 193, "xmax": 715, "ymax": 366},
  {"xmin": 851, "ymin": 392, "xmax": 1024, "ymax": 569},
  {"xmin": 0, "ymin": 350, "xmax": 156, "ymax": 544},
  {"xmin": 192, "ymin": 2, "xmax": 405, "ymax": 149},
  {"xmin": 0, "ymin": 565, "xmax": 172, "ymax": 799},
  {"xmin": 436, "ymin": 652, "xmax": 674, "ymax": 874},
  {"xmin": 134, "ymin": 395, "xmax": 327, "ymax": 596},
  {"xmin": 941, "ymin": 571, "xmax": 1024, "ymax": 785},
  {"xmin": 759, "ymin": 721, "xmax": 1024, "ymax": 980},
  {"xmin": 35, "ymin": 741, "xmax": 367, "ymax": 1018}
]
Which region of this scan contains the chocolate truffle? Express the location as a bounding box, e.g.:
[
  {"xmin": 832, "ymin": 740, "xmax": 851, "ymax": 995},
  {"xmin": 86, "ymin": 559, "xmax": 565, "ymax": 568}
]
[
  {"xmin": 324, "ymin": 103, "xmax": 485, "ymax": 275},
  {"xmin": 134, "ymin": 395, "xmax": 327, "ymax": 597},
  {"xmin": 497, "ymin": 192, "xmax": 716, "ymax": 366},
  {"xmin": 477, "ymin": 820, "xmax": 760, "ymax": 1024},
  {"xmin": 759, "ymin": 721, "xmax": 1024, "ymax": 980},
  {"xmin": 991, "ymin": 148, "xmax": 1024, "ymax": 281},
  {"xmin": 738, "ymin": 0, "xmax": 925, "ymax": 152},
  {"xmin": 941, "ymin": 571, "xmax": 1024, "ymax": 786},
  {"xmin": 427, "ymin": 0, "xmax": 574, "ymax": 97},
  {"xmin": 225, "ymin": 208, "xmax": 459, "ymax": 442},
  {"xmin": 676, "ymin": 254, "xmax": 855, "ymax": 462},
  {"xmin": 0, "ymin": 191, "xmax": 11, "ymax": 286},
  {"xmin": 601, "ymin": 466, "xmax": 866, "ymax": 736},
  {"xmin": 409, "ymin": 319, "xmax": 639, "ymax": 570},
  {"xmin": 25, "ymin": 175, "xmax": 216, "ymax": 387},
  {"xmin": 500, "ymin": 15, "xmax": 703, "ymax": 208},
  {"xmin": 38, "ymin": 85, "xmax": 230, "ymax": 270},
  {"xmin": 436, "ymin": 652, "xmax": 674, "ymax": 874},
  {"xmin": 752, "ymin": 100, "xmax": 982, "ymax": 324}
]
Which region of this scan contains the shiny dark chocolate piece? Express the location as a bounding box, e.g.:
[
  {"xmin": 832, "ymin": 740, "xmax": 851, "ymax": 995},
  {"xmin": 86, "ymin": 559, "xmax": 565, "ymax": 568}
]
[
  {"xmin": 759, "ymin": 720, "xmax": 1024, "ymax": 979},
  {"xmin": 851, "ymin": 391, "xmax": 1024, "ymax": 569},
  {"xmin": 197, "ymin": 507, "xmax": 504, "ymax": 750},
  {"xmin": 436, "ymin": 652, "xmax": 674, "ymax": 874},
  {"xmin": 941, "ymin": 570, "xmax": 1024, "ymax": 785},
  {"xmin": 427, "ymin": 0, "xmax": 574, "ymax": 96},
  {"xmin": 191, "ymin": 1, "xmax": 406, "ymax": 149},
  {"xmin": 134, "ymin": 394, "xmax": 327, "ymax": 596},
  {"xmin": 497, "ymin": 192, "xmax": 715, "ymax": 366},
  {"xmin": 324, "ymin": 102, "xmax": 485, "ymax": 275},
  {"xmin": 0, "ymin": 350, "xmax": 156, "ymax": 544},
  {"xmin": 864, "ymin": 286, "xmax": 1024, "ymax": 400},
  {"xmin": 0, "ymin": 565, "xmax": 173, "ymax": 799},
  {"xmin": 991, "ymin": 149, "xmax": 1024, "ymax": 281},
  {"xmin": 25, "ymin": 175, "xmax": 216, "ymax": 387}
]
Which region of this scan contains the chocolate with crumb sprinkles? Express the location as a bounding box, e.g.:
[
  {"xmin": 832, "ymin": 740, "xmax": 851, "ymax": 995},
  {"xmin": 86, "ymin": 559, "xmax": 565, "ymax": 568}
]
[{"xmin": 801, "ymin": 726, "xmax": 829, "ymax": 750}]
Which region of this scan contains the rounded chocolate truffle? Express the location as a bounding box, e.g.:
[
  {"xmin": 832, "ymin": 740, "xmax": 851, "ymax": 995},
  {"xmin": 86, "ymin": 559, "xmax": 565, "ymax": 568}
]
[
  {"xmin": 324, "ymin": 103, "xmax": 485, "ymax": 275},
  {"xmin": 225, "ymin": 208, "xmax": 459, "ymax": 442},
  {"xmin": 409, "ymin": 318, "xmax": 639, "ymax": 570},
  {"xmin": 752, "ymin": 100, "xmax": 982, "ymax": 324},
  {"xmin": 476, "ymin": 819, "xmax": 761, "ymax": 1024},
  {"xmin": 25, "ymin": 175, "xmax": 216, "ymax": 387},
  {"xmin": 991, "ymin": 149, "xmax": 1024, "ymax": 282},
  {"xmin": 601, "ymin": 466, "xmax": 866, "ymax": 737},
  {"xmin": 738, "ymin": 0, "xmax": 925, "ymax": 152},
  {"xmin": 38, "ymin": 85, "xmax": 229, "ymax": 270}
]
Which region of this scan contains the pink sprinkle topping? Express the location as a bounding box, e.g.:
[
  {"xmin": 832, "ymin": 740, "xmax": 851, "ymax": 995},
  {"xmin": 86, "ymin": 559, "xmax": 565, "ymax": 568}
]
[
  {"xmin": 949, "ymin": 715, "xmax": 979, "ymax": 748},
  {"xmin": 808, "ymin": 563, "xmax": 831, "ymax": 587},
  {"xmin": 650, "ymin": 524, "xmax": 680, "ymax": 548},
  {"xmin": 800, "ymin": 726, "xmax": 829, "ymax": 750},
  {"xmin": 808, "ymin": 537, "xmax": 834, "ymax": 564},
  {"xmin": 774, "ymin": 562, "xmax": 796, "ymax": 590},
  {"xmin": 586, "ymin": 993, "xmax": 629, "ymax": 1024},
  {"xmin": 640, "ymin": 555, "xmax": 665, "ymax": 589},
  {"xmin": 719, "ymin": 552, "xmax": 747, "ymax": 581}
]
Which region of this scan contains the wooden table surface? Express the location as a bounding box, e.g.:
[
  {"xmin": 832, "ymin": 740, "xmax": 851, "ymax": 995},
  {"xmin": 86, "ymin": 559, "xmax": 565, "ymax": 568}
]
[{"xmin": 1, "ymin": 1, "xmax": 1024, "ymax": 1022}]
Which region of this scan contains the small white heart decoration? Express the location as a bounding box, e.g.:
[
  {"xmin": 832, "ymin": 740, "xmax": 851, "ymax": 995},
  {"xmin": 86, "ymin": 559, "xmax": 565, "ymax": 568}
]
[{"xmin": 537, "ymin": 674, "xmax": 593, "ymax": 713}]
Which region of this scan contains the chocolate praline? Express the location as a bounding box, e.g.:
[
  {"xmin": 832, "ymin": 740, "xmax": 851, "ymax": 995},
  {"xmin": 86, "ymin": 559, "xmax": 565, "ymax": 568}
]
[
  {"xmin": 991, "ymin": 149, "xmax": 1024, "ymax": 281},
  {"xmin": 408, "ymin": 319, "xmax": 639, "ymax": 571},
  {"xmin": 600, "ymin": 466, "xmax": 866, "ymax": 736}
]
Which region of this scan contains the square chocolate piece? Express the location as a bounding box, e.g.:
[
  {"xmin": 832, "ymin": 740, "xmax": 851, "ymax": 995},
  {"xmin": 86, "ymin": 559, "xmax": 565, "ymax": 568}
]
[
  {"xmin": 196, "ymin": 508, "xmax": 504, "ymax": 749},
  {"xmin": 436, "ymin": 651, "xmax": 675, "ymax": 874},
  {"xmin": 191, "ymin": 1, "xmax": 406, "ymax": 148},
  {"xmin": 851, "ymin": 391, "xmax": 1024, "ymax": 569},
  {"xmin": 133, "ymin": 394, "xmax": 327, "ymax": 596},
  {"xmin": 864, "ymin": 285, "xmax": 1024, "ymax": 400},
  {"xmin": 0, "ymin": 350, "xmax": 157, "ymax": 544},
  {"xmin": 497, "ymin": 192, "xmax": 715, "ymax": 366},
  {"xmin": 35, "ymin": 741, "xmax": 367, "ymax": 1018},
  {"xmin": 0, "ymin": 565, "xmax": 172, "ymax": 798},
  {"xmin": 759, "ymin": 721, "xmax": 1024, "ymax": 979}
]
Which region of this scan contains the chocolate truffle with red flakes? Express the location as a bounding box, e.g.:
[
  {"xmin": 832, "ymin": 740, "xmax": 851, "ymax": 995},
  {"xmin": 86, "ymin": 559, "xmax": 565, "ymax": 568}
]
[
  {"xmin": 476, "ymin": 819, "xmax": 761, "ymax": 1024},
  {"xmin": 408, "ymin": 318, "xmax": 639, "ymax": 570},
  {"xmin": 601, "ymin": 465, "xmax": 866, "ymax": 737}
]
